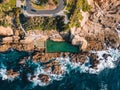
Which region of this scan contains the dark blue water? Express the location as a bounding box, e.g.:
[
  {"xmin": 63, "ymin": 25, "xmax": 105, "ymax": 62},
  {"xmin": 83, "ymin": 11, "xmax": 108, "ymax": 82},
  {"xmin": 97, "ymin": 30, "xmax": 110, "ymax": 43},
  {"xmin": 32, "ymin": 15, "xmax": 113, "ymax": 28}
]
[{"xmin": 0, "ymin": 50, "xmax": 120, "ymax": 90}]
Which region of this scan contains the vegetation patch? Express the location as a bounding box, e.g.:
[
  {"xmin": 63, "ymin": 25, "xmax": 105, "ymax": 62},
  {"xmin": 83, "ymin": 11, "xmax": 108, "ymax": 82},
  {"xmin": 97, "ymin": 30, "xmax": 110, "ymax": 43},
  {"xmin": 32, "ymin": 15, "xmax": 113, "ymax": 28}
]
[
  {"xmin": 0, "ymin": 0, "xmax": 16, "ymax": 13},
  {"xmin": 20, "ymin": 14, "xmax": 65, "ymax": 31},
  {"xmin": 0, "ymin": 0, "xmax": 20, "ymax": 27},
  {"xmin": 66, "ymin": 0, "xmax": 91, "ymax": 28}
]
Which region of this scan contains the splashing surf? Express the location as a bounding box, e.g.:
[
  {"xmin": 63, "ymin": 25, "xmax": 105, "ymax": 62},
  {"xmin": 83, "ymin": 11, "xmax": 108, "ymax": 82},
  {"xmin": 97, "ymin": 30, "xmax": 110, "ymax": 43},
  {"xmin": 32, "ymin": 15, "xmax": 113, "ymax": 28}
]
[{"xmin": 0, "ymin": 48, "xmax": 120, "ymax": 88}]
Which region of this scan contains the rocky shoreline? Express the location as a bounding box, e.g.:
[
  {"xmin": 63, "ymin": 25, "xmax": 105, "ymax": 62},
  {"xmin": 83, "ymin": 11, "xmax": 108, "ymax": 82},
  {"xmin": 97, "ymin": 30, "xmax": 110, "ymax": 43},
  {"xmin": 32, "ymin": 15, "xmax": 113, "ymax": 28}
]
[{"xmin": 0, "ymin": 0, "xmax": 120, "ymax": 85}]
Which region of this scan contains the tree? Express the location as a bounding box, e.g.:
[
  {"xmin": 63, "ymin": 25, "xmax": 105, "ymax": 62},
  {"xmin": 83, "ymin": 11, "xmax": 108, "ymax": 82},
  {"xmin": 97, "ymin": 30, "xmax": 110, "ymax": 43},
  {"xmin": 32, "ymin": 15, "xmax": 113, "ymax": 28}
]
[{"xmin": 0, "ymin": 0, "xmax": 3, "ymax": 3}]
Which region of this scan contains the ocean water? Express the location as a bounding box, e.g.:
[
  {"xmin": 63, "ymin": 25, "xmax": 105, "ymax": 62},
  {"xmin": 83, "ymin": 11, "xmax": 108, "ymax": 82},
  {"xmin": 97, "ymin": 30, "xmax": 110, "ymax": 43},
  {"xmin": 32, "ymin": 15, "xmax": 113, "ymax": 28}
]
[{"xmin": 0, "ymin": 48, "xmax": 120, "ymax": 90}]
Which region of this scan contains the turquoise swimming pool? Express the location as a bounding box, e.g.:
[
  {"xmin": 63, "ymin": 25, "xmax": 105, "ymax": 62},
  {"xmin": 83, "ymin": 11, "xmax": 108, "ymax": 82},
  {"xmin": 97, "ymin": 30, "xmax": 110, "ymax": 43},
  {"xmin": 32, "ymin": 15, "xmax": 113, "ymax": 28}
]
[{"xmin": 46, "ymin": 40, "xmax": 80, "ymax": 53}]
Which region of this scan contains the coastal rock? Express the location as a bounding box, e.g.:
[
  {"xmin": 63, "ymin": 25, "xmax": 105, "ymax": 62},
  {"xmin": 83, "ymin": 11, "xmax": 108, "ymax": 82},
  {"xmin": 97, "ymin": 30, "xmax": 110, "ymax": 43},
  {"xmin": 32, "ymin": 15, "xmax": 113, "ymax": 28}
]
[
  {"xmin": 89, "ymin": 53, "xmax": 99, "ymax": 68},
  {"xmin": 32, "ymin": 53, "xmax": 61, "ymax": 63},
  {"xmin": 0, "ymin": 43, "xmax": 35, "ymax": 52},
  {"xmin": 102, "ymin": 53, "xmax": 111, "ymax": 60},
  {"xmin": 41, "ymin": 60, "xmax": 64, "ymax": 75},
  {"xmin": 0, "ymin": 44, "xmax": 11, "ymax": 52},
  {"xmin": 72, "ymin": 35, "xmax": 87, "ymax": 51},
  {"xmin": 104, "ymin": 28, "xmax": 120, "ymax": 48},
  {"xmin": 52, "ymin": 65, "xmax": 63, "ymax": 75},
  {"xmin": 7, "ymin": 70, "xmax": 19, "ymax": 79},
  {"xmin": 12, "ymin": 36, "xmax": 20, "ymax": 43},
  {"xmin": 71, "ymin": 0, "xmax": 120, "ymax": 51},
  {"xmin": 31, "ymin": 75, "xmax": 37, "ymax": 81},
  {"xmin": 2, "ymin": 37, "xmax": 13, "ymax": 44},
  {"xmin": 0, "ymin": 27, "xmax": 13, "ymax": 36},
  {"xmin": 38, "ymin": 74, "xmax": 50, "ymax": 83},
  {"xmin": 0, "ymin": 0, "xmax": 119, "ymax": 85},
  {"xmin": 49, "ymin": 32, "xmax": 64, "ymax": 41},
  {"xmin": 2, "ymin": 36, "xmax": 20, "ymax": 44},
  {"xmin": 70, "ymin": 53, "xmax": 88, "ymax": 64},
  {"xmin": 19, "ymin": 57, "xmax": 28, "ymax": 64}
]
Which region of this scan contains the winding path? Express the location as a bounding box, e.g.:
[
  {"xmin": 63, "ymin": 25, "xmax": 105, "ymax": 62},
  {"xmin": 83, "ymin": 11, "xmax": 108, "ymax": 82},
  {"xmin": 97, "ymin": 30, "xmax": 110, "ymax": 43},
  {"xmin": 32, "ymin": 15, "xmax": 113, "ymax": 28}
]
[{"xmin": 25, "ymin": 0, "xmax": 64, "ymax": 16}]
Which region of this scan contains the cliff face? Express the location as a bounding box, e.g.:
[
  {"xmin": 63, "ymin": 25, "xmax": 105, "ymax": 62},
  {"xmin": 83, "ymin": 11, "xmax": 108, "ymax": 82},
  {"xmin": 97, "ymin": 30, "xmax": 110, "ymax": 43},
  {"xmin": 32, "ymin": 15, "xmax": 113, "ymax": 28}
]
[
  {"xmin": 0, "ymin": 27, "xmax": 64, "ymax": 52},
  {"xmin": 71, "ymin": 0, "xmax": 120, "ymax": 51},
  {"xmin": 0, "ymin": 27, "xmax": 35, "ymax": 52}
]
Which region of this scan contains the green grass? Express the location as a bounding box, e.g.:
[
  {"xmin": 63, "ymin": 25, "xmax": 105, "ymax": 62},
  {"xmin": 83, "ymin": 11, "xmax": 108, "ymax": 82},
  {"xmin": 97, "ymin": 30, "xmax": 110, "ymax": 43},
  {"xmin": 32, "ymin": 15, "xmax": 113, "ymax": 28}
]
[{"xmin": 46, "ymin": 40, "xmax": 79, "ymax": 53}]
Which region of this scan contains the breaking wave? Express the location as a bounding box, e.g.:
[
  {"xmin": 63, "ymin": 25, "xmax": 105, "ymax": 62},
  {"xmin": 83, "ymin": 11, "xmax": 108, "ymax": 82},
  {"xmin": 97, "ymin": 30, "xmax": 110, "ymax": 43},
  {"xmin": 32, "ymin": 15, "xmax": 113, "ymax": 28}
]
[{"xmin": 0, "ymin": 48, "xmax": 120, "ymax": 89}]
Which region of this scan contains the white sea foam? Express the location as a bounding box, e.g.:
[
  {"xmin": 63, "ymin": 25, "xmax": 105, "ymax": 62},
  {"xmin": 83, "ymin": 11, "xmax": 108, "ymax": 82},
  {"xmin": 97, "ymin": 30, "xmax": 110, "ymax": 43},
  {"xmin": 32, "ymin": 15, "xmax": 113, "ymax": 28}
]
[
  {"xmin": 26, "ymin": 61, "xmax": 65, "ymax": 86},
  {"xmin": 0, "ymin": 64, "xmax": 19, "ymax": 81},
  {"xmin": 89, "ymin": 48, "xmax": 120, "ymax": 74},
  {"xmin": 50, "ymin": 74, "xmax": 64, "ymax": 81},
  {"xmin": 55, "ymin": 48, "xmax": 120, "ymax": 75},
  {"xmin": 0, "ymin": 68, "xmax": 8, "ymax": 80},
  {"xmin": 0, "ymin": 62, "xmax": 8, "ymax": 80},
  {"xmin": 0, "ymin": 48, "xmax": 120, "ymax": 87}
]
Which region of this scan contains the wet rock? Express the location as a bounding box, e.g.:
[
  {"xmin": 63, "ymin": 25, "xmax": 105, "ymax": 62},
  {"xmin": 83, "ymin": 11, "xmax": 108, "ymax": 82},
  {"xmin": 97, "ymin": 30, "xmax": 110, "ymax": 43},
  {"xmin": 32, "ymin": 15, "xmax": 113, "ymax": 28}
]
[
  {"xmin": 102, "ymin": 53, "xmax": 111, "ymax": 60},
  {"xmin": 89, "ymin": 53, "xmax": 99, "ymax": 68},
  {"xmin": 38, "ymin": 74, "xmax": 50, "ymax": 83},
  {"xmin": 52, "ymin": 65, "xmax": 63, "ymax": 75},
  {"xmin": 7, "ymin": 69, "xmax": 19, "ymax": 79},
  {"xmin": 32, "ymin": 53, "xmax": 61, "ymax": 63},
  {"xmin": 43, "ymin": 66, "xmax": 51, "ymax": 72},
  {"xmin": 70, "ymin": 54, "xmax": 88, "ymax": 64},
  {"xmin": 31, "ymin": 75, "xmax": 37, "ymax": 81},
  {"xmin": 19, "ymin": 57, "xmax": 28, "ymax": 64}
]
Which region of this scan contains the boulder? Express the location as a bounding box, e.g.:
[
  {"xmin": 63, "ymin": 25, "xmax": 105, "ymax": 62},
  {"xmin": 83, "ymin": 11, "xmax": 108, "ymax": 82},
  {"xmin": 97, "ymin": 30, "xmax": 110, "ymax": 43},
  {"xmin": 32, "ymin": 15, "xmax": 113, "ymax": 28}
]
[
  {"xmin": 38, "ymin": 74, "xmax": 50, "ymax": 83},
  {"xmin": 0, "ymin": 27, "xmax": 13, "ymax": 36},
  {"xmin": 2, "ymin": 37, "xmax": 13, "ymax": 44}
]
